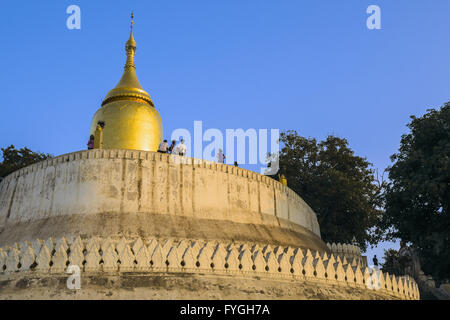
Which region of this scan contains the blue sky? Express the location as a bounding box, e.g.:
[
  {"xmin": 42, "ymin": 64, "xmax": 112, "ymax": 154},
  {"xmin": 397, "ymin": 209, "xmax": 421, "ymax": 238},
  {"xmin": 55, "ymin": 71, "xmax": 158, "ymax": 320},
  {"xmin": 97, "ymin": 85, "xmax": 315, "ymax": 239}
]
[{"xmin": 1, "ymin": 0, "xmax": 449, "ymax": 263}]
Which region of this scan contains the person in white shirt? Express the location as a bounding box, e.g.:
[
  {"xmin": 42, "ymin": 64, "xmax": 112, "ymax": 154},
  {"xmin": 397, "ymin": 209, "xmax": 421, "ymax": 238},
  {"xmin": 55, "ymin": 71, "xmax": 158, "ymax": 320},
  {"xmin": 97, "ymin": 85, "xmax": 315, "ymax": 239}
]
[
  {"xmin": 173, "ymin": 139, "xmax": 187, "ymax": 156},
  {"xmin": 216, "ymin": 148, "xmax": 226, "ymax": 164},
  {"xmin": 158, "ymin": 140, "xmax": 169, "ymax": 153}
]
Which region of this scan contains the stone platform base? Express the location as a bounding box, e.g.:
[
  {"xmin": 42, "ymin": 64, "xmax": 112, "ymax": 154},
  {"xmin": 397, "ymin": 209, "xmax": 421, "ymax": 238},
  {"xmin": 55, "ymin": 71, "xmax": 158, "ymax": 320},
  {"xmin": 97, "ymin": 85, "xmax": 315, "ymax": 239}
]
[
  {"xmin": 0, "ymin": 272, "xmax": 404, "ymax": 300},
  {"xmin": 0, "ymin": 236, "xmax": 419, "ymax": 300}
]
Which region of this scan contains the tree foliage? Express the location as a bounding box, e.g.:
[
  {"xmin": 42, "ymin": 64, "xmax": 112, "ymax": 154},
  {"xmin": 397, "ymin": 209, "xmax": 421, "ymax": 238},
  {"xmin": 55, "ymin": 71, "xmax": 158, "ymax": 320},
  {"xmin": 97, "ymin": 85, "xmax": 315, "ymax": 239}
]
[
  {"xmin": 0, "ymin": 145, "xmax": 52, "ymax": 179},
  {"xmin": 274, "ymin": 131, "xmax": 383, "ymax": 251},
  {"xmin": 381, "ymin": 104, "xmax": 450, "ymax": 281},
  {"xmin": 380, "ymin": 249, "xmax": 403, "ymax": 277}
]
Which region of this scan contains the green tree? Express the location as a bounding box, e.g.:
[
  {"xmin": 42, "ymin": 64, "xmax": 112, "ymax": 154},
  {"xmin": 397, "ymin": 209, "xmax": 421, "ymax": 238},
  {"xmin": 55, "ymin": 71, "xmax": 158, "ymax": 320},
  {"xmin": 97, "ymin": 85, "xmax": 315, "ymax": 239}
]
[
  {"xmin": 381, "ymin": 104, "xmax": 450, "ymax": 281},
  {"xmin": 0, "ymin": 145, "xmax": 52, "ymax": 179},
  {"xmin": 274, "ymin": 131, "xmax": 383, "ymax": 251},
  {"xmin": 380, "ymin": 249, "xmax": 402, "ymax": 277}
]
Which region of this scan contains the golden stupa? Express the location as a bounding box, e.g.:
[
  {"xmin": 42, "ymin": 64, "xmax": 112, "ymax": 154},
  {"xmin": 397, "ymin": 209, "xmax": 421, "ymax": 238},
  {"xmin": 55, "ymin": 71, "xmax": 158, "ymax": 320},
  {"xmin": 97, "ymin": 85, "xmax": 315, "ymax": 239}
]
[{"xmin": 89, "ymin": 14, "xmax": 162, "ymax": 151}]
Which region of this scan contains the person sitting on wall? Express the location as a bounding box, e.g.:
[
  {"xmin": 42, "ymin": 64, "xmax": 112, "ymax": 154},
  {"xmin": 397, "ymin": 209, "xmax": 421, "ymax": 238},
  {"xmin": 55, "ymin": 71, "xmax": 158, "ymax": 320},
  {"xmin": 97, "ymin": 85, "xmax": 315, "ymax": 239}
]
[
  {"xmin": 158, "ymin": 140, "xmax": 169, "ymax": 153},
  {"xmin": 87, "ymin": 135, "xmax": 95, "ymax": 150},
  {"xmin": 234, "ymin": 161, "xmax": 238, "ymax": 167},
  {"xmin": 173, "ymin": 139, "xmax": 187, "ymax": 156},
  {"xmin": 168, "ymin": 140, "xmax": 177, "ymax": 154}
]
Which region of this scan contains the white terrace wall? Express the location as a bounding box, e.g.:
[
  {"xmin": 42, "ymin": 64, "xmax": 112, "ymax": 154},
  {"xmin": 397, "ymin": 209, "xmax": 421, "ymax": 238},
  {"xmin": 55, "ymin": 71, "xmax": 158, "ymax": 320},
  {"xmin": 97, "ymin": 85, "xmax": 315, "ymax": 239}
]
[
  {"xmin": 0, "ymin": 236, "xmax": 419, "ymax": 300},
  {"xmin": 0, "ymin": 150, "xmax": 322, "ymax": 248},
  {"xmin": 327, "ymin": 243, "xmax": 367, "ymax": 268}
]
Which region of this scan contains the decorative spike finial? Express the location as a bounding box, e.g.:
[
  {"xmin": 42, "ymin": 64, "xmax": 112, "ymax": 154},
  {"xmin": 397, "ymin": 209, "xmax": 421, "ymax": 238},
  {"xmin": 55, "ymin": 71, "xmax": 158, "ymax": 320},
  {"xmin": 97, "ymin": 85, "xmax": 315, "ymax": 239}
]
[{"xmin": 125, "ymin": 12, "xmax": 137, "ymax": 69}]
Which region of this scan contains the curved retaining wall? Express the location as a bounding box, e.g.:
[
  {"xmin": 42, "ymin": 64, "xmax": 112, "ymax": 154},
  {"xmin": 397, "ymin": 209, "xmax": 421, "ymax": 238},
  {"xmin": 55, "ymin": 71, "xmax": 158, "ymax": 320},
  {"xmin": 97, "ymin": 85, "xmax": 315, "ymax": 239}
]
[
  {"xmin": 0, "ymin": 236, "xmax": 419, "ymax": 300},
  {"xmin": 0, "ymin": 150, "xmax": 324, "ymax": 251}
]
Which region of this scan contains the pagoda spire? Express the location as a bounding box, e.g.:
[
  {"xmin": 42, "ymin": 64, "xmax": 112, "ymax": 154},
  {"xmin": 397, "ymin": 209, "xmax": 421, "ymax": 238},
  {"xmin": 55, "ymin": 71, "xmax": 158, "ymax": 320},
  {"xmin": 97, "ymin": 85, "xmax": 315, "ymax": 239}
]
[
  {"xmin": 101, "ymin": 12, "xmax": 154, "ymax": 107},
  {"xmin": 125, "ymin": 12, "xmax": 137, "ymax": 69}
]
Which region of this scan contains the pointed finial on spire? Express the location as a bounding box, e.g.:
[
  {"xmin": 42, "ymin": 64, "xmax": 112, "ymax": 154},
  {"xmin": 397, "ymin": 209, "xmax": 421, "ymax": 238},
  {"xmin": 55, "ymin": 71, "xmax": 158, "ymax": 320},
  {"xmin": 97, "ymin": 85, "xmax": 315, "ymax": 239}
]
[{"xmin": 125, "ymin": 11, "xmax": 137, "ymax": 58}]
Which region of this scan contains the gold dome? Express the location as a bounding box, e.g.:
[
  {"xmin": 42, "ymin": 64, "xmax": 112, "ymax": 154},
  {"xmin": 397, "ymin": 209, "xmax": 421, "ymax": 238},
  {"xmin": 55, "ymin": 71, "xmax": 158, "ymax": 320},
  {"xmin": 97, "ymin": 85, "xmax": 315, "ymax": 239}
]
[{"xmin": 90, "ymin": 13, "xmax": 163, "ymax": 152}]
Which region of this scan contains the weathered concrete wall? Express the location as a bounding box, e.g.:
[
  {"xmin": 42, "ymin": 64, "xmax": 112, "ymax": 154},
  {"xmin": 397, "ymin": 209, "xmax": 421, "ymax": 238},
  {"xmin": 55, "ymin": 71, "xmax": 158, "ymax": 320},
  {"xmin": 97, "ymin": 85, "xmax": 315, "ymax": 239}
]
[
  {"xmin": 0, "ymin": 236, "xmax": 419, "ymax": 300},
  {"xmin": 0, "ymin": 273, "xmax": 412, "ymax": 300},
  {"xmin": 0, "ymin": 150, "xmax": 323, "ymax": 250}
]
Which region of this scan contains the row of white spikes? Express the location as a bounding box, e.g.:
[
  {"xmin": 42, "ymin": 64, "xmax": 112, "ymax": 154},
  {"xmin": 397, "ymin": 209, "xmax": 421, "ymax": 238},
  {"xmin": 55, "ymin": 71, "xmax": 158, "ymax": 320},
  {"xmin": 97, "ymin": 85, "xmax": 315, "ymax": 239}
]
[
  {"xmin": 0, "ymin": 236, "xmax": 418, "ymax": 300},
  {"xmin": 327, "ymin": 242, "xmax": 361, "ymax": 255}
]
